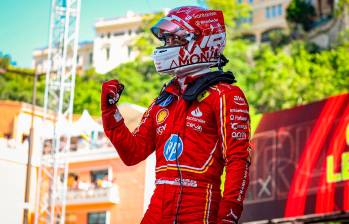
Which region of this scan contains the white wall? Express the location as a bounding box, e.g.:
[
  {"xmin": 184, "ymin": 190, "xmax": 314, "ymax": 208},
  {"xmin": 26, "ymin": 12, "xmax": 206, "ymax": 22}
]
[
  {"xmin": 0, "ymin": 148, "xmax": 37, "ymax": 224},
  {"xmin": 93, "ymin": 30, "xmax": 137, "ymax": 74}
]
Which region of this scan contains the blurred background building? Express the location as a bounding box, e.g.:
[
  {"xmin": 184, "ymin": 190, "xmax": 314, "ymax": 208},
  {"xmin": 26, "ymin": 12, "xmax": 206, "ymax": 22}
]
[
  {"xmin": 0, "ymin": 102, "xmax": 155, "ymax": 224},
  {"xmin": 239, "ymin": 0, "xmax": 335, "ymax": 42},
  {"xmin": 32, "ymin": 12, "xmax": 142, "ymax": 74},
  {"xmin": 32, "ymin": 1, "xmax": 339, "ymax": 75}
]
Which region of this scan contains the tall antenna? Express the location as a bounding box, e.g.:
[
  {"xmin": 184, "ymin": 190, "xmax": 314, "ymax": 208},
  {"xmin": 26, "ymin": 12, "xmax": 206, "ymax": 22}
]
[{"xmin": 34, "ymin": 0, "xmax": 81, "ymax": 223}]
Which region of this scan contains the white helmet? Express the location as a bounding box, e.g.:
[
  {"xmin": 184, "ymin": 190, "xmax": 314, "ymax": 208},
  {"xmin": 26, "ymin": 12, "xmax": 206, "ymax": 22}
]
[{"xmin": 151, "ymin": 6, "xmax": 226, "ymax": 76}]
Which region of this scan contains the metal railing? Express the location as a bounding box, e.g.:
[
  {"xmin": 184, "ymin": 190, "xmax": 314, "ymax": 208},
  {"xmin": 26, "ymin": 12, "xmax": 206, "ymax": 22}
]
[{"xmin": 58, "ymin": 185, "xmax": 120, "ymax": 205}]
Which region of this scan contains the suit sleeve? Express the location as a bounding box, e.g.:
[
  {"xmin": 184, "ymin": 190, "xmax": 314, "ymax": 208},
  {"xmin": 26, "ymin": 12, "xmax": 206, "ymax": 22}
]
[
  {"xmin": 215, "ymin": 86, "xmax": 252, "ymax": 223},
  {"xmin": 102, "ymin": 102, "xmax": 156, "ymax": 166}
]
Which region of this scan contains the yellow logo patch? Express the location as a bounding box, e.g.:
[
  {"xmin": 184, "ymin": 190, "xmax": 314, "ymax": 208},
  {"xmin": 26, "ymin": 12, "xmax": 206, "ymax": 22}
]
[
  {"xmin": 156, "ymin": 108, "xmax": 169, "ymax": 124},
  {"xmin": 197, "ymin": 90, "xmax": 210, "ymax": 102}
]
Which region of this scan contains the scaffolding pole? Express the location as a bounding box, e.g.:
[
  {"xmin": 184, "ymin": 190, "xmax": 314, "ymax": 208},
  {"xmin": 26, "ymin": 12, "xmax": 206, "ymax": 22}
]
[{"xmin": 34, "ymin": 0, "xmax": 81, "ymax": 223}]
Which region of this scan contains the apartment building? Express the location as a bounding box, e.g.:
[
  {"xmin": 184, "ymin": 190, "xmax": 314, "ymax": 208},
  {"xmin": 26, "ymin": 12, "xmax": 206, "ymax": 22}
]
[
  {"xmin": 93, "ymin": 12, "xmax": 141, "ymax": 74},
  {"xmin": 239, "ymin": 0, "xmax": 335, "ymax": 42},
  {"xmin": 0, "ymin": 101, "xmax": 39, "ymax": 224},
  {"xmin": 0, "ymin": 101, "xmax": 155, "ymax": 224},
  {"xmin": 32, "ymin": 12, "xmax": 142, "ymax": 74},
  {"xmin": 0, "ymin": 100, "xmax": 52, "ymax": 153},
  {"xmin": 0, "ymin": 100, "xmax": 55, "ymax": 224},
  {"xmin": 239, "ymin": 0, "xmax": 291, "ymax": 42},
  {"xmin": 32, "ymin": 41, "xmax": 93, "ymax": 74},
  {"xmin": 77, "ymin": 41, "xmax": 94, "ymax": 73},
  {"xmin": 32, "ymin": 41, "xmax": 94, "ymax": 75}
]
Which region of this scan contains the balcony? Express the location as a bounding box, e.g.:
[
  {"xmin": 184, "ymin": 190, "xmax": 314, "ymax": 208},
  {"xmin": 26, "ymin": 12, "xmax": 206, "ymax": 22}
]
[
  {"xmin": 64, "ymin": 146, "xmax": 119, "ymax": 163},
  {"xmin": 62, "ymin": 185, "xmax": 120, "ymax": 205},
  {"xmin": 42, "ymin": 137, "xmax": 120, "ymax": 163}
]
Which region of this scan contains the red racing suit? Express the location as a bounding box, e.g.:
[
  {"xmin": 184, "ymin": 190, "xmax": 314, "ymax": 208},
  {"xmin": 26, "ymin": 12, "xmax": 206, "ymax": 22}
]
[{"xmin": 102, "ymin": 79, "xmax": 251, "ymax": 223}]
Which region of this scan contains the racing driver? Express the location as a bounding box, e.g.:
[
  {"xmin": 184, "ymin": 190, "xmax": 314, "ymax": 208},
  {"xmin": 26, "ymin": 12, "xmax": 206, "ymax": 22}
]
[{"xmin": 101, "ymin": 6, "xmax": 251, "ymax": 224}]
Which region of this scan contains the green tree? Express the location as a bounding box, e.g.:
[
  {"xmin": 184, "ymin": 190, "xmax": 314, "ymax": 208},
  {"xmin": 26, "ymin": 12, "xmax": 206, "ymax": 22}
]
[
  {"xmin": 106, "ymin": 60, "xmax": 170, "ymax": 108},
  {"xmin": 245, "ymin": 41, "xmax": 349, "ymax": 113},
  {"xmin": 286, "ymin": 0, "xmax": 316, "ymax": 31},
  {"xmin": 268, "ymin": 29, "xmax": 291, "ymax": 50},
  {"xmin": 0, "ymin": 66, "xmax": 46, "ymax": 106},
  {"xmin": 73, "ymin": 60, "xmax": 170, "ymax": 116},
  {"xmin": 336, "ymin": 0, "xmax": 349, "ymax": 16},
  {"xmin": 131, "ymin": 12, "xmax": 164, "ymax": 59}
]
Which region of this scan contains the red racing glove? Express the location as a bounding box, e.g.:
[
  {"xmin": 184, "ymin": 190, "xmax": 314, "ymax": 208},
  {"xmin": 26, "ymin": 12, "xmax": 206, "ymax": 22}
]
[
  {"xmin": 101, "ymin": 80, "xmax": 124, "ymax": 130},
  {"xmin": 217, "ymin": 203, "xmax": 240, "ymax": 224}
]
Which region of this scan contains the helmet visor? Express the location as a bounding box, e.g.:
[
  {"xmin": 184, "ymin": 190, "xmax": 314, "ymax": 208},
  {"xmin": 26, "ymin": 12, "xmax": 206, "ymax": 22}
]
[{"xmin": 151, "ymin": 18, "xmax": 187, "ymax": 40}]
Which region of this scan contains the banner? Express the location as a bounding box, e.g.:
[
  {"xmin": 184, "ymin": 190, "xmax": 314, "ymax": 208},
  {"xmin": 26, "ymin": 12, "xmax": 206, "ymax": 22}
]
[{"xmin": 241, "ymin": 93, "xmax": 349, "ymax": 222}]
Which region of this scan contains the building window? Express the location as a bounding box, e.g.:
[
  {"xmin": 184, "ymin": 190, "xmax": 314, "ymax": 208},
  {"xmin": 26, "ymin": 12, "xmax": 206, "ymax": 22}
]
[
  {"xmin": 77, "ymin": 55, "xmax": 80, "ymax": 64},
  {"xmin": 127, "ymin": 46, "xmax": 132, "ymax": 58},
  {"xmin": 272, "ymin": 5, "xmax": 277, "ymax": 17},
  {"xmin": 88, "ymin": 212, "xmax": 107, "ymax": 224},
  {"xmin": 101, "ymin": 34, "xmax": 104, "ymax": 38},
  {"xmin": 106, "ymin": 48, "xmax": 110, "ymax": 60},
  {"xmin": 107, "ymin": 32, "xmax": 111, "ymax": 38},
  {"xmin": 266, "ymin": 4, "xmax": 283, "ymax": 19},
  {"xmin": 103, "ymin": 47, "xmax": 110, "ymax": 61},
  {"xmin": 277, "ymin": 4, "xmax": 283, "ymax": 16},
  {"xmin": 89, "ymin": 52, "xmax": 93, "ymax": 64},
  {"xmin": 265, "ymin": 7, "xmax": 271, "ymax": 18},
  {"xmin": 113, "ymin": 32, "xmax": 124, "ymax": 37}
]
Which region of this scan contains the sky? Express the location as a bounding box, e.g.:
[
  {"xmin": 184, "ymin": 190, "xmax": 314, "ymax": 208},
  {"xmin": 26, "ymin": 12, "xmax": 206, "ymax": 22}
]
[{"xmin": 0, "ymin": 0, "xmax": 200, "ymax": 68}]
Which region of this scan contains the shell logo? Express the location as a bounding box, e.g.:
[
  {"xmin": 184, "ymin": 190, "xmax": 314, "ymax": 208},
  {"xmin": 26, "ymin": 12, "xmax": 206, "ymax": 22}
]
[{"xmin": 156, "ymin": 108, "xmax": 169, "ymax": 124}]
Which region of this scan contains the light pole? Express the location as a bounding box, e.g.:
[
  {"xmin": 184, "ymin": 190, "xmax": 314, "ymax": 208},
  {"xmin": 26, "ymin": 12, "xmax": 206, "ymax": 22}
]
[
  {"xmin": 0, "ymin": 65, "xmax": 43, "ymax": 224},
  {"xmin": 23, "ymin": 68, "xmax": 39, "ymax": 224}
]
